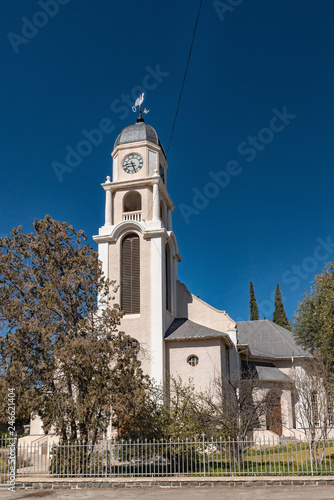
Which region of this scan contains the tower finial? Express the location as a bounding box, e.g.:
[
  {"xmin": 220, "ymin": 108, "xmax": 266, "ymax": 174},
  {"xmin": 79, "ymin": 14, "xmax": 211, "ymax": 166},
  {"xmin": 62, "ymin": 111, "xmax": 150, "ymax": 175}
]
[
  {"xmin": 137, "ymin": 105, "xmax": 144, "ymax": 123},
  {"xmin": 133, "ymin": 93, "xmax": 145, "ymax": 123}
]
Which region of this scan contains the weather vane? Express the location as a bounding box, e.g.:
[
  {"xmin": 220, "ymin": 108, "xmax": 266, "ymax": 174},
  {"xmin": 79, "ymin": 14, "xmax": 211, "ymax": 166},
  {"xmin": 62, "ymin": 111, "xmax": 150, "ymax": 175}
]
[{"xmin": 132, "ymin": 93, "xmax": 150, "ymax": 122}]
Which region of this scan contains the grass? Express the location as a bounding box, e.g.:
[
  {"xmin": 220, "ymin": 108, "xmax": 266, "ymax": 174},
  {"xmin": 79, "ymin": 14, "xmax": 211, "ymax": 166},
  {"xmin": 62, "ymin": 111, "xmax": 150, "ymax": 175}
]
[
  {"xmin": 46, "ymin": 441, "xmax": 334, "ymax": 477},
  {"xmin": 2, "ymin": 440, "xmax": 334, "ymax": 479}
]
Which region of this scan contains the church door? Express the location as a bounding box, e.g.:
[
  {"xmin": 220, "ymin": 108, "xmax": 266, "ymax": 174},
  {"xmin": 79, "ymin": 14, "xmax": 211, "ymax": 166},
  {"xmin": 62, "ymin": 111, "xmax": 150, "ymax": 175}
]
[{"xmin": 266, "ymin": 390, "xmax": 282, "ymax": 436}]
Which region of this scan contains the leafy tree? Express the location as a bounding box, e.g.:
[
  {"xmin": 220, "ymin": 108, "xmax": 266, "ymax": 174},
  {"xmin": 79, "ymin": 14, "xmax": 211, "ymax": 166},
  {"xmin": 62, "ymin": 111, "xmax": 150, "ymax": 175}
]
[
  {"xmin": 0, "ymin": 216, "xmax": 146, "ymax": 443},
  {"xmin": 249, "ymin": 281, "xmax": 259, "ymax": 320},
  {"xmin": 136, "ymin": 373, "xmax": 280, "ymax": 442},
  {"xmin": 162, "ymin": 377, "xmax": 207, "ymax": 439},
  {"xmin": 116, "ymin": 377, "xmax": 206, "ymax": 441},
  {"xmin": 294, "ymin": 263, "xmax": 334, "ymax": 380},
  {"xmin": 272, "ymin": 283, "xmax": 290, "ymax": 329},
  {"xmin": 110, "ymin": 345, "xmax": 152, "ymax": 439}
]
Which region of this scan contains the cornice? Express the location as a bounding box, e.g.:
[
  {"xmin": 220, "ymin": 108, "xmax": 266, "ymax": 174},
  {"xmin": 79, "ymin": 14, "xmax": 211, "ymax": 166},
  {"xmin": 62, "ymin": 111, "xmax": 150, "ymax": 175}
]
[
  {"xmin": 165, "ymin": 334, "xmax": 234, "ymax": 348},
  {"xmin": 93, "ymin": 224, "xmax": 181, "ymax": 261},
  {"xmin": 100, "ymin": 176, "xmax": 175, "ymax": 211},
  {"xmin": 112, "ymin": 140, "xmax": 162, "ymax": 158}
]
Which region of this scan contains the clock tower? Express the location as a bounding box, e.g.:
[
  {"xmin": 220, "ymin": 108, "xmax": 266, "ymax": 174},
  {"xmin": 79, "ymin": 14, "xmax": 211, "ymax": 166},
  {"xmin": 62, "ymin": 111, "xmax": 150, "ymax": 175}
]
[{"xmin": 93, "ymin": 117, "xmax": 181, "ymax": 384}]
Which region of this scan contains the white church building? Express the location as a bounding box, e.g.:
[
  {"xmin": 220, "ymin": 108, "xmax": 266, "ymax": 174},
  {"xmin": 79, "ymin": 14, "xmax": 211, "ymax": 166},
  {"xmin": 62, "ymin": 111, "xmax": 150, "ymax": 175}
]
[
  {"xmin": 90, "ymin": 115, "xmax": 311, "ymax": 439},
  {"xmin": 30, "ymin": 115, "xmax": 319, "ymax": 442}
]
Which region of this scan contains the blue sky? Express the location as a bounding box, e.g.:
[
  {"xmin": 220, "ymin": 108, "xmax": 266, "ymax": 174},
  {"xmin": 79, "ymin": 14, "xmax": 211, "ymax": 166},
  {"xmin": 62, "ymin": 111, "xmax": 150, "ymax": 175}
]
[{"xmin": 1, "ymin": 0, "xmax": 334, "ymax": 323}]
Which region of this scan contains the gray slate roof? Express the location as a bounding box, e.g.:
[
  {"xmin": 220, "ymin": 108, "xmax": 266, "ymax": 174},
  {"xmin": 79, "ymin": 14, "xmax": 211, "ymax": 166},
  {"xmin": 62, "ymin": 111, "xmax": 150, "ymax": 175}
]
[
  {"xmin": 165, "ymin": 318, "xmax": 232, "ymax": 344},
  {"xmin": 114, "ymin": 122, "xmax": 165, "ymax": 155},
  {"xmin": 256, "ymin": 365, "xmax": 292, "ymax": 382},
  {"xmin": 237, "ymin": 320, "xmax": 311, "ymax": 359},
  {"xmin": 241, "ymin": 360, "xmax": 292, "ymax": 382}
]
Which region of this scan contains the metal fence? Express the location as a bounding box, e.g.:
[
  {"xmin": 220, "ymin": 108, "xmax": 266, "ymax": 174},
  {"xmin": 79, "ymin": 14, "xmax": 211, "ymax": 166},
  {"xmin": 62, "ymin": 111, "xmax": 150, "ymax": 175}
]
[{"xmin": 1, "ymin": 436, "xmax": 334, "ymax": 481}]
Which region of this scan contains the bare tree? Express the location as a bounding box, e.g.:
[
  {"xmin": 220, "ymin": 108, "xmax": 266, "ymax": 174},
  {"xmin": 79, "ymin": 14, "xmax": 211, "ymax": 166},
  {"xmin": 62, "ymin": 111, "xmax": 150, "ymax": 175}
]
[
  {"xmin": 198, "ymin": 372, "xmax": 282, "ymax": 443},
  {"xmin": 191, "ymin": 371, "xmax": 284, "ymax": 468},
  {"xmin": 293, "ymin": 358, "xmax": 334, "ymax": 440},
  {"xmin": 292, "ymin": 357, "xmax": 334, "ymax": 466}
]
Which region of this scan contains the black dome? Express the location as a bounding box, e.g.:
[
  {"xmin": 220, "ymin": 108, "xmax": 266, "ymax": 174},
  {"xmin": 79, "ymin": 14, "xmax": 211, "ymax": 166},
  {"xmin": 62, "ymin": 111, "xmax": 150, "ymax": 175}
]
[{"xmin": 114, "ymin": 122, "xmax": 165, "ymax": 156}]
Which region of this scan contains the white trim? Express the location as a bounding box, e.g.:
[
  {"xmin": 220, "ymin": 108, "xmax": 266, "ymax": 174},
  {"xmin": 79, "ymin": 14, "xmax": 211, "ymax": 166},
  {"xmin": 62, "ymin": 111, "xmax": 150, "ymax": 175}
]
[
  {"xmin": 113, "ymin": 155, "xmax": 118, "ymax": 181},
  {"xmin": 168, "ymin": 232, "xmax": 182, "ymax": 262},
  {"xmin": 98, "ymin": 242, "xmax": 109, "ymax": 308},
  {"xmin": 151, "ymin": 237, "xmax": 164, "ymax": 385},
  {"xmin": 98, "ymin": 242, "xmax": 109, "ymax": 281}
]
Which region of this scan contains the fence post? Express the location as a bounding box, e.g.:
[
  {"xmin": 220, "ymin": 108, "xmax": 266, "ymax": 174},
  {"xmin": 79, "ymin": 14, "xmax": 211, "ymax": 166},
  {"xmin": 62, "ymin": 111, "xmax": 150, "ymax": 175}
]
[
  {"xmin": 105, "ymin": 440, "xmax": 107, "ymax": 478},
  {"xmin": 13, "ymin": 433, "xmax": 18, "ymax": 485},
  {"xmin": 10, "ymin": 433, "xmax": 18, "ymax": 485},
  {"xmin": 308, "ymin": 436, "xmax": 313, "ymax": 476},
  {"xmin": 202, "ymin": 434, "xmax": 205, "ymax": 477}
]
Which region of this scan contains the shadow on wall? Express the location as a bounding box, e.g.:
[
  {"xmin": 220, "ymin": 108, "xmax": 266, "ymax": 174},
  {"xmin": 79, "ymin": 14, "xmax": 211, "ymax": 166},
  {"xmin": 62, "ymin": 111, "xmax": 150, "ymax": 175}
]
[{"xmin": 176, "ymin": 280, "xmax": 194, "ymax": 318}]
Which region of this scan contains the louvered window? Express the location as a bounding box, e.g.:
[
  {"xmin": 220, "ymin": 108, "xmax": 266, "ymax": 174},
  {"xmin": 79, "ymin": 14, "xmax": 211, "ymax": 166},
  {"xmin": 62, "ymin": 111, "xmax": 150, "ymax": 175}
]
[{"xmin": 121, "ymin": 234, "xmax": 140, "ymax": 314}]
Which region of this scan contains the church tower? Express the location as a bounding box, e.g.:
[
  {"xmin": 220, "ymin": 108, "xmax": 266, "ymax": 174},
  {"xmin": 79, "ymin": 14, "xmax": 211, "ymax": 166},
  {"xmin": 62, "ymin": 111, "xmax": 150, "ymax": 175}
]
[{"xmin": 93, "ymin": 116, "xmax": 181, "ymax": 385}]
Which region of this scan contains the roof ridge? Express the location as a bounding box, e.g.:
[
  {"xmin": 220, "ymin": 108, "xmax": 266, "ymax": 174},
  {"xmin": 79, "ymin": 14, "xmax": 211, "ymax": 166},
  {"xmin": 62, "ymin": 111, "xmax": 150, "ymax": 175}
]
[
  {"xmin": 237, "ymin": 319, "xmax": 266, "ymax": 324},
  {"xmin": 187, "ymin": 319, "xmax": 200, "ymax": 337},
  {"xmin": 267, "ymin": 320, "xmax": 304, "ymax": 355}
]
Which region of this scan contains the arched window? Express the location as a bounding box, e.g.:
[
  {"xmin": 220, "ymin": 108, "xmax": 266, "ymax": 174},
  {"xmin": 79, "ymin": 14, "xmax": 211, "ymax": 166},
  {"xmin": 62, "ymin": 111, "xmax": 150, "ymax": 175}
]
[
  {"xmin": 123, "ymin": 191, "xmax": 141, "ymax": 212},
  {"xmin": 165, "ymin": 242, "xmax": 172, "ymax": 312},
  {"xmin": 121, "ymin": 234, "xmax": 140, "ymax": 314}
]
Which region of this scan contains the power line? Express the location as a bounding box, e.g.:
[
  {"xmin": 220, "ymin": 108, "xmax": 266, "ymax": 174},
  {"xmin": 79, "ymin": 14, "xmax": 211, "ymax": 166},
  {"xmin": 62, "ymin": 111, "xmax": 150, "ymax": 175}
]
[{"xmin": 166, "ymin": 0, "xmax": 203, "ymax": 156}]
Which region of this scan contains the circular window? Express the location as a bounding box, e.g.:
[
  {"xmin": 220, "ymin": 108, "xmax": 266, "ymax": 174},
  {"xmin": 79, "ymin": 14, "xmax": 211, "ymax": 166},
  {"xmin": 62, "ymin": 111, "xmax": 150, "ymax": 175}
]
[{"xmin": 187, "ymin": 355, "xmax": 199, "ymax": 367}]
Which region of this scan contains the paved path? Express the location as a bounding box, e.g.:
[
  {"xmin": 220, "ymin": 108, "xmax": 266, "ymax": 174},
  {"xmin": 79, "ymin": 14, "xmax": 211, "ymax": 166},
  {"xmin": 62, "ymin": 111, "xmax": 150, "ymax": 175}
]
[{"xmin": 1, "ymin": 486, "xmax": 334, "ymax": 500}]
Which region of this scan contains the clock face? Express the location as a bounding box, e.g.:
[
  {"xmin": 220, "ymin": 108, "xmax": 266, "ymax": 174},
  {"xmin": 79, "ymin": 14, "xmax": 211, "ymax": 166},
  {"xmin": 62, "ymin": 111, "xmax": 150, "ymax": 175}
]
[{"xmin": 123, "ymin": 153, "xmax": 143, "ymax": 174}]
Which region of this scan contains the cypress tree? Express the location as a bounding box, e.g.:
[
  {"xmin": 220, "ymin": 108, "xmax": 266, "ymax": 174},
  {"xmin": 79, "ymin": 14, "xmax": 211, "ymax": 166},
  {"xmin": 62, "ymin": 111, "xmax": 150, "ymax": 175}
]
[
  {"xmin": 273, "ymin": 283, "xmax": 290, "ymax": 329},
  {"xmin": 249, "ymin": 281, "xmax": 259, "ymax": 320}
]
